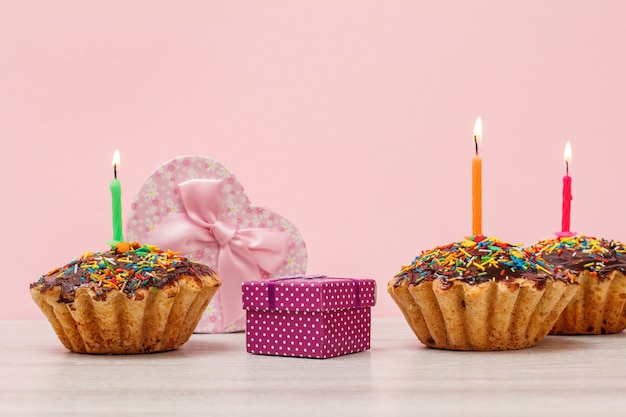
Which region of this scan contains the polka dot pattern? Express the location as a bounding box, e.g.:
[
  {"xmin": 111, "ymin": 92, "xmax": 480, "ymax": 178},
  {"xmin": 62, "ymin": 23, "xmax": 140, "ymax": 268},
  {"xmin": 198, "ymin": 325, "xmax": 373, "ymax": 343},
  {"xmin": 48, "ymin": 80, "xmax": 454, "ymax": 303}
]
[
  {"xmin": 242, "ymin": 277, "xmax": 376, "ymax": 358},
  {"xmin": 242, "ymin": 277, "xmax": 377, "ymax": 312},
  {"xmin": 246, "ymin": 309, "xmax": 372, "ymax": 359}
]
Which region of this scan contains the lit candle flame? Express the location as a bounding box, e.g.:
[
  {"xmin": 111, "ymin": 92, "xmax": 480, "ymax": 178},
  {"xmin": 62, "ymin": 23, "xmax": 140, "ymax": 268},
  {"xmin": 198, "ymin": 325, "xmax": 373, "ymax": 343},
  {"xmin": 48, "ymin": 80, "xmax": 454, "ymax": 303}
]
[
  {"xmin": 112, "ymin": 149, "xmax": 121, "ymax": 168},
  {"xmin": 564, "ymin": 142, "xmax": 572, "ymax": 175},
  {"xmin": 563, "ymin": 141, "xmax": 572, "ymax": 163},
  {"xmin": 473, "ymin": 116, "xmax": 482, "ymax": 155}
]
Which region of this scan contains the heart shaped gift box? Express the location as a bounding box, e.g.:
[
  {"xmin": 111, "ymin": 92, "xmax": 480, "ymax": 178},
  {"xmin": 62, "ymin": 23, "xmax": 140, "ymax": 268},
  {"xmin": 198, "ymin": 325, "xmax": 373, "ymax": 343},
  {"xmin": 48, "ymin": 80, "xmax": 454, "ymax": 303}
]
[{"xmin": 126, "ymin": 156, "xmax": 307, "ymax": 333}]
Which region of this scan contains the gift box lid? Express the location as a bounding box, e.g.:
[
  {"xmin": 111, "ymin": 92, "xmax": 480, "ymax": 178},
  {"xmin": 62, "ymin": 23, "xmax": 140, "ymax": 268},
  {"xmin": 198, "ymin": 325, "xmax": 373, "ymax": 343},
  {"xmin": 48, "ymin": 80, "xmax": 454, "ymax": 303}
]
[{"xmin": 242, "ymin": 275, "xmax": 377, "ymax": 312}]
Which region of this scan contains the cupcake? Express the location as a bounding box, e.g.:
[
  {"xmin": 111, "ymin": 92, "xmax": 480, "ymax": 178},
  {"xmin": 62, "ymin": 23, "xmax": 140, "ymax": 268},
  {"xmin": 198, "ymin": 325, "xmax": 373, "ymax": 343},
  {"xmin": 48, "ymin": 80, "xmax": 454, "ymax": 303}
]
[
  {"xmin": 529, "ymin": 235, "xmax": 626, "ymax": 335},
  {"xmin": 30, "ymin": 242, "xmax": 221, "ymax": 354},
  {"xmin": 388, "ymin": 236, "xmax": 577, "ymax": 351}
]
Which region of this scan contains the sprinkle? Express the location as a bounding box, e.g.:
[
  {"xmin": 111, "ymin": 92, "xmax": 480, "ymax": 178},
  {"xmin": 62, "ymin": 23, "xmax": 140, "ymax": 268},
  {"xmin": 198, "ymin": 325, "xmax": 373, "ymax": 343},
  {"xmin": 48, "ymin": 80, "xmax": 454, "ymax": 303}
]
[
  {"xmin": 536, "ymin": 264, "xmax": 552, "ymax": 275},
  {"xmin": 38, "ymin": 242, "xmax": 214, "ymax": 301},
  {"xmin": 528, "ymin": 235, "xmax": 626, "ymax": 273},
  {"xmin": 101, "ymin": 258, "xmax": 116, "ymax": 273},
  {"xmin": 396, "ymin": 236, "xmax": 558, "ymax": 285}
]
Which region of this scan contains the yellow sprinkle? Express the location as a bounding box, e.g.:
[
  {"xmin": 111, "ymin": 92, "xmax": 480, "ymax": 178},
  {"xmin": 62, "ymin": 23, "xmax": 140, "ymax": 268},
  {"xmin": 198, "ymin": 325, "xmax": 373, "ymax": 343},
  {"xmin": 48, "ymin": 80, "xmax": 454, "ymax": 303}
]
[
  {"xmin": 536, "ymin": 265, "xmax": 552, "ymax": 275},
  {"xmin": 479, "ymin": 258, "xmax": 493, "ymax": 267},
  {"xmin": 473, "ymin": 262, "xmax": 486, "ymax": 271}
]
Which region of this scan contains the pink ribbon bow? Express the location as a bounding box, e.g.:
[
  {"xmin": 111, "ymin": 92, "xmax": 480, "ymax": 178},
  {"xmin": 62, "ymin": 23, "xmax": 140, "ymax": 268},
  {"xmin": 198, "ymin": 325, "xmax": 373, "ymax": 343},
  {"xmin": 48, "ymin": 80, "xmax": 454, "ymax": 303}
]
[{"xmin": 149, "ymin": 179, "xmax": 289, "ymax": 326}]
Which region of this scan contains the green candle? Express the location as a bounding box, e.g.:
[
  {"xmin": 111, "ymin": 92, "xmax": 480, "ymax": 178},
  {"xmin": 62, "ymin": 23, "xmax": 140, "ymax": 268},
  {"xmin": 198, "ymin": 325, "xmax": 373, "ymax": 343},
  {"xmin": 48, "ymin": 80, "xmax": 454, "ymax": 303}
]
[{"xmin": 110, "ymin": 149, "xmax": 124, "ymax": 242}]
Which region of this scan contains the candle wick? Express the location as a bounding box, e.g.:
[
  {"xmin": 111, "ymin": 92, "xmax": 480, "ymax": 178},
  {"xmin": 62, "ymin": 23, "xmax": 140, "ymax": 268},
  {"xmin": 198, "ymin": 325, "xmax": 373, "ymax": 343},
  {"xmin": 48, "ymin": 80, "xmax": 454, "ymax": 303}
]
[
  {"xmin": 565, "ymin": 160, "xmax": 569, "ymax": 176},
  {"xmin": 114, "ymin": 164, "xmax": 118, "ymax": 179},
  {"xmin": 474, "ymin": 136, "xmax": 478, "ymax": 156}
]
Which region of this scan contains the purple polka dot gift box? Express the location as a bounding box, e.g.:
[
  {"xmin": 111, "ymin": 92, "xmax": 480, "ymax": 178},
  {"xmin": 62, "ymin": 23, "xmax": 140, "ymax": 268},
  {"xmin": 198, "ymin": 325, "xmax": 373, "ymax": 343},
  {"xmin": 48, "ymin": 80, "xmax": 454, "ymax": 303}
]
[{"xmin": 242, "ymin": 275, "xmax": 377, "ymax": 359}]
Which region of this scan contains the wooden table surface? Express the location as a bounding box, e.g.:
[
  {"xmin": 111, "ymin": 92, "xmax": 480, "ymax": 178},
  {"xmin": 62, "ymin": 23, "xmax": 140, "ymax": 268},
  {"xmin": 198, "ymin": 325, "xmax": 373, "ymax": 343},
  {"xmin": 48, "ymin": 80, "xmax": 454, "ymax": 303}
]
[{"xmin": 1, "ymin": 318, "xmax": 625, "ymax": 416}]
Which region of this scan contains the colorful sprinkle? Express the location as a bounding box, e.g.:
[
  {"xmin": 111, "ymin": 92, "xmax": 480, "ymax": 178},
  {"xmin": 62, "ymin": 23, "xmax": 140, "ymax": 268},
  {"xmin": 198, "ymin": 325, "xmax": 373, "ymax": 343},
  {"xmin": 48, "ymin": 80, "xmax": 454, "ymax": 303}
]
[
  {"xmin": 395, "ymin": 235, "xmax": 571, "ymax": 288},
  {"xmin": 31, "ymin": 242, "xmax": 214, "ymax": 303},
  {"xmin": 529, "ymin": 235, "xmax": 626, "ymax": 276}
]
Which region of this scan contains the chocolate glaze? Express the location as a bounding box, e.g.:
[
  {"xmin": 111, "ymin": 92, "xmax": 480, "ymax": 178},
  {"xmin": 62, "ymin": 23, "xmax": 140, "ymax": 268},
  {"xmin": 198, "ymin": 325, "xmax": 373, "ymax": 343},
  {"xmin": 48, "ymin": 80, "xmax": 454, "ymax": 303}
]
[
  {"xmin": 31, "ymin": 243, "xmax": 215, "ymax": 303},
  {"xmin": 535, "ymin": 236, "xmax": 626, "ymax": 280},
  {"xmin": 394, "ymin": 236, "xmax": 573, "ymax": 290}
]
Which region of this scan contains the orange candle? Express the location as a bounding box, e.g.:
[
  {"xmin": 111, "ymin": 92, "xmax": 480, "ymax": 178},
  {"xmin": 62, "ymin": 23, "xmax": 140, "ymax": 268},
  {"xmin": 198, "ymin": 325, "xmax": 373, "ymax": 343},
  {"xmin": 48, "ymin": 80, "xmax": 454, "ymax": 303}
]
[{"xmin": 472, "ymin": 116, "xmax": 482, "ymax": 236}]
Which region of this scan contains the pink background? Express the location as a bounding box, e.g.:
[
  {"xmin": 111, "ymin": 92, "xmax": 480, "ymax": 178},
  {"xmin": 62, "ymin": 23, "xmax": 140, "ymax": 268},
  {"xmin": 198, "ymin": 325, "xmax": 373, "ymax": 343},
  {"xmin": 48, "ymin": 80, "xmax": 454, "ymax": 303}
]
[{"xmin": 2, "ymin": 1, "xmax": 626, "ymax": 319}]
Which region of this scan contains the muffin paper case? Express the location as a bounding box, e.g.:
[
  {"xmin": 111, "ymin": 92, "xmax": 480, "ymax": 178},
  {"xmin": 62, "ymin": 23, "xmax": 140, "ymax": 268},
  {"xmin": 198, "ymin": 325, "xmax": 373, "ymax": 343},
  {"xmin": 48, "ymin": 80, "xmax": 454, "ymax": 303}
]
[{"xmin": 126, "ymin": 156, "xmax": 307, "ymax": 333}]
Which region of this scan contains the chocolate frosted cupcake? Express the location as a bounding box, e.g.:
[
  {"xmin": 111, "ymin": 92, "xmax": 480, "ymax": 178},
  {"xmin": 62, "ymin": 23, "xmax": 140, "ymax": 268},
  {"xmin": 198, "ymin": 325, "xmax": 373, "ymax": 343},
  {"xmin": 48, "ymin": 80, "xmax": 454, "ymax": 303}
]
[
  {"xmin": 388, "ymin": 236, "xmax": 577, "ymax": 351},
  {"xmin": 30, "ymin": 242, "xmax": 221, "ymax": 354},
  {"xmin": 529, "ymin": 235, "xmax": 626, "ymax": 335}
]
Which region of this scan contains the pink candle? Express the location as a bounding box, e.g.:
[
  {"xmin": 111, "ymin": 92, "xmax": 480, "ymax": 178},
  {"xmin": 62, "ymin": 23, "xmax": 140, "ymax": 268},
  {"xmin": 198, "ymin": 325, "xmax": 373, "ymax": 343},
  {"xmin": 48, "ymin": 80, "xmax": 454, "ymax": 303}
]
[
  {"xmin": 557, "ymin": 142, "xmax": 575, "ymax": 237},
  {"xmin": 561, "ymin": 174, "xmax": 572, "ymax": 232}
]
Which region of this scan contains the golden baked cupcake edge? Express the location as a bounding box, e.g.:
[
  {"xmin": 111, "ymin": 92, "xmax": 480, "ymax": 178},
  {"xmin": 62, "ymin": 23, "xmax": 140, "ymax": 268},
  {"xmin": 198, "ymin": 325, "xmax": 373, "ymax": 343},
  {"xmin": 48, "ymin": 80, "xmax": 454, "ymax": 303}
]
[
  {"xmin": 30, "ymin": 242, "xmax": 221, "ymax": 354},
  {"xmin": 529, "ymin": 235, "xmax": 626, "ymax": 335},
  {"xmin": 389, "ymin": 235, "xmax": 578, "ymax": 351}
]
